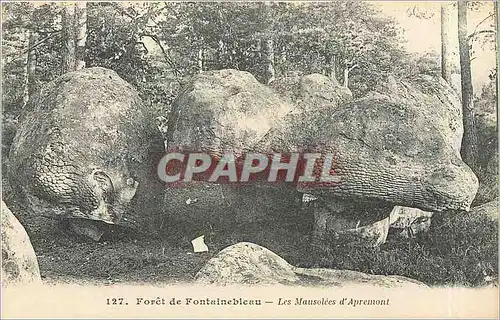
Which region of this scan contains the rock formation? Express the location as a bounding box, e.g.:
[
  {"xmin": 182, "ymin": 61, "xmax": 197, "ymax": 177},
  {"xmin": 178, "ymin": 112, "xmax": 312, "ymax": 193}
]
[
  {"xmin": 163, "ymin": 69, "xmax": 300, "ymax": 238},
  {"xmin": 166, "ymin": 69, "xmax": 295, "ymax": 156},
  {"xmin": 165, "ymin": 70, "xmax": 478, "ymax": 247},
  {"xmin": 270, "ymin": 73, "xmax": 352, "ymax": 111},
  {"xmin": 195, "ymin": 242, "xmax": 427, "ymax": 288},
  {"xmin": 8, "ymin": 67, "xmax": 165, "ymax": 240},
  {"xmin": 263, "ymin": 74, "xmax": 478, "ymax": 213},
  {"xmin": 265, "ymin": 74, "xmax": 477, "ymax": 245}
]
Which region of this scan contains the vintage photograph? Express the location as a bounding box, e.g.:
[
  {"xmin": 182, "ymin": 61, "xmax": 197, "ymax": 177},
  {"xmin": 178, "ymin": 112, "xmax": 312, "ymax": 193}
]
[{"xmin": 1, "ymin": 0, "xmax": 499, "ymax": 318}]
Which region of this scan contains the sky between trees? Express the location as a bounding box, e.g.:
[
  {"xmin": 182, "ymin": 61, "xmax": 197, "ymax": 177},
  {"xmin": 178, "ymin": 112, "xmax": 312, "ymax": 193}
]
[{"xmin": 375, "ymin": 1, "xmax": 496, "ymax": 92}]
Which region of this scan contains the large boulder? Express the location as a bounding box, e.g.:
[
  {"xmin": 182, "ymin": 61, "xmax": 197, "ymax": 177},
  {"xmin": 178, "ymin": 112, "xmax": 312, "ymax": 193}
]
[
  {"xmin": 271, "ymin": 73, "xmax": 352, "ymax": 112},
  {"xmin": 166, "ymin": 71, "xmax": 478, "ymax": 247},
  {"xmin": 372, "ymin": 75, "xmax": 464, "ymax": 154},
  {"xmin": 166, "ymin": 69, "xmax": 294, "ymax": 156},
  {"xmin": 262, "ymin": 74, "xmax": 478, "ymax": 212},
  {"xmin": 8, "ymin": 67, "xmax": 165, "ymax": 240},
  {"xmin": 1, "ymin": 201, "xmax": 41, "ymax": 286},
  {"xmin": 194, "ymin": 242, "xmax": 427, "ymax": 288},
  {"xmin": 260, "ymin": 74, "xmax": 478, "ymax": 246},
  {"xmin": 163, "ymin": 69, "xmax": 301, "ymax": 238}
]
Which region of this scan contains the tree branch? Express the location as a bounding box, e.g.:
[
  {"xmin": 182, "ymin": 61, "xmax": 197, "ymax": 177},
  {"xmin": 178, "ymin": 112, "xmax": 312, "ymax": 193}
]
[
  {"xmin": 140, "ymin": 33, "xmax": 182, "ymax": 78},
  {"xmin": 21, "ymin": 31, "xmax": 61, "ymax": 55},
  {"xmin": 36, "ymin": 28, "xmax": 62, "ymax": 35},
  {"xmin": 468, "ymin": 29, "xmax": 496, "ymax": 41},
  {"xmin": 471, "ymin": 12, "xmax": 495, "ymax": 36},
  {"xmin": 348, "ymin": 64, "xmax": 359, "ymax": 72},
  {"xmin": 136, "ymin": 41, "xmax": 149, "ymax": 55}
]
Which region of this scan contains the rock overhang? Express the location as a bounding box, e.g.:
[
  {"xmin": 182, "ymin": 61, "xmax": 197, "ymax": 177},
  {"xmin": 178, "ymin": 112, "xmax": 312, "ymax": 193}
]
[{"xmin": 164, "ymin": 69, "xmax": 479, "ymax": 227}]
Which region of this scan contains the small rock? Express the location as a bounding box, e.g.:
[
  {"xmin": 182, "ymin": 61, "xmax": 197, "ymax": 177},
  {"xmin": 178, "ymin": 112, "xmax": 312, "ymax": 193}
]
[
  {"xmin": 389, "ymin": 206, "xmax": 433, "ymax": 238},
  {"xmin": 309, "ymin": 197, "xmax": 393, "ymax": 247}
]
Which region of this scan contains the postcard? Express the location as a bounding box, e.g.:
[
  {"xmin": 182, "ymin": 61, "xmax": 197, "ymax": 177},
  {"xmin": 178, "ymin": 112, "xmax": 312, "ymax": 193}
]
[{"xmin": 1, "ymin": 1, "xmax": 498, "ymax": 318}]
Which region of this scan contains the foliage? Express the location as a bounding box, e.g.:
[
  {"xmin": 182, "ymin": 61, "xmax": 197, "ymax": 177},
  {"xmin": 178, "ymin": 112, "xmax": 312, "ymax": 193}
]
[
  {"xmin": 3, "ymin": 1, "xmax": 497, "ymax": 110},
  {"xmin": 2, "ymin": 2, "xmax": 61, "ymax": 117},
  {"xmin": 2, "ymin": 0, "xmax": 419, "ymax": 114},
  {"xmin": 475, "ymin": 76, "xmax": 497, "ymax": 114}
]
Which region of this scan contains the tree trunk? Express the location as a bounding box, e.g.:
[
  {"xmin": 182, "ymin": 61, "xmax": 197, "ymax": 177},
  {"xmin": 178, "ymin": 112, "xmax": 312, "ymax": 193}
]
[
  {"xmin": 197, "ymin": 48, "xmax": 204, "ymax": 73},
  {"xmin": 263, "ymin": 38, "xmax": 275, "ymax": 84},
  {"xmin": 325, "ymin": 53, "xmax": 337, "ymax": 80},
  {"xmin": 441, "ymin": 2, "xmax": 453, "ymax": 83},
  {"xmin": 343, "ymin": 63, "xmax": 358, "ymax": 88},
  {"xmin": 75, "ymin": 2, "xmax": 87, "ymax": 70},
  {"xmin": 61, "ymin": 5, "xmax": 76, "ymax": 74},
  {"xmin": 495, "ymin": 1, "xmax": 499, "ymax": 100},
  {"xmin": 458, "ymin": 0, "xmax": 478, "ymax": 170},
  {"xmin": 261, "ymin": 1, "xmax": 275, "ymax": 84},
  {"xmin": 21, "ymin": 30, "xmax": 38, "ymax": 109},
  {"xmin": 343, "ymin": 67, "xmax": 349, "ymax": 88}
]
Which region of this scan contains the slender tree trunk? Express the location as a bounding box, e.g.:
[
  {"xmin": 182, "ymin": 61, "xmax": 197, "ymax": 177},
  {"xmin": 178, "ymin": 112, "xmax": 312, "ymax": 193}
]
[
  {"xmin": 61, "ymin": 5, "xmax": 76, "ymax": 74},
  {"xmin": 263, "ymin": 38, "xmax": 275, "ymax": 84},
  {"xmin": 335, "ymin": 59, "xmax": 342, "ymax": 81},
  {"xmin": 256, "ymin": 39, "xmax": 262, "ymax": 59},
  {"xmin": 261, "ymin": 1, "xmax": 275, "ymax": 84},
  {"xmin": 278, "ymin": 46, "xmax": 286, "ymax": 78},
  {"xmin": 197, "ymin": 48, "xmax": 204, "ymax": 73},
  {"xmin": 441, "ymin": 2, "xmax": 453, "ymax": 83},
  {"xmin": 215, "ymin": 39, "xmax": 225, "ymax": 68},
  {"xmin": 332, "ymin": 55, "xmax": 337, "ymax": 80},
  {"xmin": 75, "ymin": 2, "xmax": 87, "ymax": 70},
  {"xmin": 458, "ymin": 0, "xmax": 477, "ymax": 169},
  {"xmin": 343, "ymin": 63, "xmax": 358, "ymax": 88},
  {"xmin": 22, "ymin": 30, "xmax": 38, "ymax": 109},
  {"xmin": 325, "ymin": 53, "xmax": 337, "ymax": 80}
]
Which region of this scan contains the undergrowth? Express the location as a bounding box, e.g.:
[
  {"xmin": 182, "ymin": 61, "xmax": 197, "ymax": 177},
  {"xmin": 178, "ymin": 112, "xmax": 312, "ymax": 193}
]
[{"xmin": 299, "ymin": 210, "xmax": 498, "ymax": 287}]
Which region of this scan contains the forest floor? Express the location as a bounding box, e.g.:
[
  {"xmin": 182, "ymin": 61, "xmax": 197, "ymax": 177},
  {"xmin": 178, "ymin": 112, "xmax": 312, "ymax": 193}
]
[
  {"xmin": 2, "ymin": 178, "xmax": 498, "ymax": 288},
  {"xmin": 3, "ymin": 182, "xmax": 313, "ymax": 285}
]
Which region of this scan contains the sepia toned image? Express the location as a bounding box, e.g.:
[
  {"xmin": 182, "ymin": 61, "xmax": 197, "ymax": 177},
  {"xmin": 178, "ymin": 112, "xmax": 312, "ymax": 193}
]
[{"xmin": 1, "ymin": 0, "xmax": 499, "ymax": 318}]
